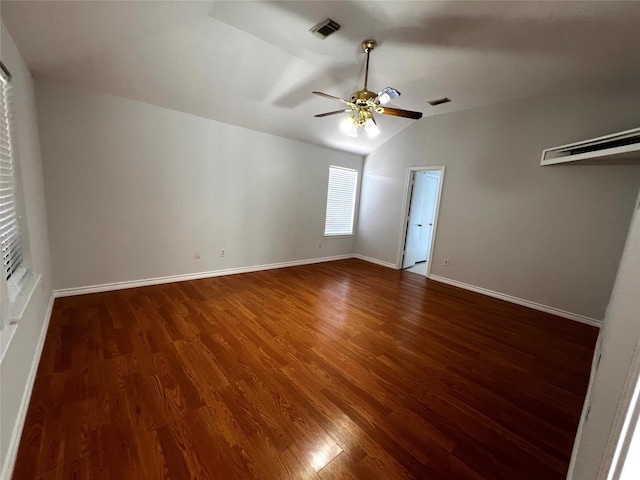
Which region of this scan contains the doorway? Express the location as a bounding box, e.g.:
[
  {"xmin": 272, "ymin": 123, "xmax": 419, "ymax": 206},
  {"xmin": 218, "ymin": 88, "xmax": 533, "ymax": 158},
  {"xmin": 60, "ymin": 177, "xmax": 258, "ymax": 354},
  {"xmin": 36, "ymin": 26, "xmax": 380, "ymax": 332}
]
[{"xmin": 398, "ymin": 167, "xmax": 444, "ymax": 276}]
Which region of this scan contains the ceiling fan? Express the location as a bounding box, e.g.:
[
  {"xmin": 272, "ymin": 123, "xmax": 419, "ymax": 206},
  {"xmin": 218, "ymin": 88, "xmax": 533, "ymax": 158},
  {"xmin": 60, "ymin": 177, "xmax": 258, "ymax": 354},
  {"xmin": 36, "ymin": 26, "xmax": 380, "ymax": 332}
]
[{"xmin": 313, "ymin": 39, "xmax": 423, "ymax": 138}]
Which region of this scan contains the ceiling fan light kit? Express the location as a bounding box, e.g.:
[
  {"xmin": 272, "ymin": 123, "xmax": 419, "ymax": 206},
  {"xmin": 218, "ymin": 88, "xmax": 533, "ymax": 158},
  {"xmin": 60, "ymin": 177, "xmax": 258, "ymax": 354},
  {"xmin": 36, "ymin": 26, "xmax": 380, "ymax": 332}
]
[{"xmin": 313, "ymin": 39, "xmax": 423, "ymax": 138}]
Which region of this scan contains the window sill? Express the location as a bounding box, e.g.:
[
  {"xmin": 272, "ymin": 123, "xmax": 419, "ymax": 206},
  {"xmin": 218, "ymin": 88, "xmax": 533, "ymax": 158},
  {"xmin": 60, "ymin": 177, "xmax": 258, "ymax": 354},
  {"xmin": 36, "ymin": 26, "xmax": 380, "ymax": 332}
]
[
  {"xmin": 323, "ymin": 234, "xmax": 355, "ymax": 238},
  {"xmin": 0, "ymin": 273, "xmax": 40, "ymax": 363},
  {"xmin": 0, "ymin": 322, "xmax": 17, "ymax": 363},
  {"xmin": 10, "ymin": 272, "xmax": 41, "ymax": 320}
]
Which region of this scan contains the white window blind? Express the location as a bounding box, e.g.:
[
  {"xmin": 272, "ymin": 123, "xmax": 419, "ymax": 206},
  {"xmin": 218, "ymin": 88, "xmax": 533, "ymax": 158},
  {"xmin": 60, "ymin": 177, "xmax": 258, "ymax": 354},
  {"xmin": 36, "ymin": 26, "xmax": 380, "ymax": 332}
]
[
  {"xmin": 324, "ymin": 166, "xmax": 357, "ymax": 236},
  {"xmin": 0, "ymin": 69, "xmax": 23, "ymax": 282}
]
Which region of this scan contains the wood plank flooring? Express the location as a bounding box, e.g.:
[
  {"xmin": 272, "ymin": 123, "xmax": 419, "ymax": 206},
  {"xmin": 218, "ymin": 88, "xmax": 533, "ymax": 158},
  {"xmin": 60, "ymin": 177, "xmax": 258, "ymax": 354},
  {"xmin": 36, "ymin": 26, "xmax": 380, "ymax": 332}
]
[{"xmin": 12, "ymin": 259, "xmax": 599, "ymax": 479}]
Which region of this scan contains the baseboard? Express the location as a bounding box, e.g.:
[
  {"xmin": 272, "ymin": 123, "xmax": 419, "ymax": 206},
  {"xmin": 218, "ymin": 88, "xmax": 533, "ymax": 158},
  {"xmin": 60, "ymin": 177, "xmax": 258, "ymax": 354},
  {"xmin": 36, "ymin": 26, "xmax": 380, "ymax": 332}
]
[
  {"xmin": 428, "ymin": 275, "xmax": 602, "ymax": 328},
  {"xmin": 352, "ymin": 254, "xmax": 397, "ymax": 269},
  {"xmin": 54, "ymin": 254, "xmax": 354, "ymax": 297},
  {"xmin": 1, "ymin": 293, "xmax": 55, "ymax": 480}
]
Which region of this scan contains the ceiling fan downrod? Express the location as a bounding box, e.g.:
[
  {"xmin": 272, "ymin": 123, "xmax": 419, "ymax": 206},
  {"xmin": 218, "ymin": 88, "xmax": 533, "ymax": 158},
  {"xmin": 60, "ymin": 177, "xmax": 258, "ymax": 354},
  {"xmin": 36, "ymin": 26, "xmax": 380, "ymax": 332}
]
[{"xmin": 361, "ymin": 40, "xmax": 376, "ymax": 91}]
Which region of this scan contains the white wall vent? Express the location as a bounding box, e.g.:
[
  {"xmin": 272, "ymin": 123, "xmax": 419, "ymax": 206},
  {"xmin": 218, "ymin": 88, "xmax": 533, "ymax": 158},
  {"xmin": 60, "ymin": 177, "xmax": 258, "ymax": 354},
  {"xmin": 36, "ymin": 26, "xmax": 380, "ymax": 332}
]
[
  {"xmin": 310, "ymin": 18, "xmax": 341, "ymax": 39},
  {"xmin": 541, "ymin": 127, "xmax": 640, "ymax": 166}
]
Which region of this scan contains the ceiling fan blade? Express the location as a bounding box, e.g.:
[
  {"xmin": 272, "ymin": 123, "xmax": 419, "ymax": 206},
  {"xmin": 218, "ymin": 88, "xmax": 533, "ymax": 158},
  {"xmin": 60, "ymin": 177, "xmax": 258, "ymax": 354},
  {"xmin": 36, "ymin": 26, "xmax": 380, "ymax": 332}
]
[
  {"xmin": 314, "ymin": 110, "xmax": 350, "ymax": 118},
  {"xmin": 380, "ymin": 106, "xmax": 423, "ymax": 120},
  {"xmin": 312, "ymin": 91, "xmax": 351, "ymax": 105}
]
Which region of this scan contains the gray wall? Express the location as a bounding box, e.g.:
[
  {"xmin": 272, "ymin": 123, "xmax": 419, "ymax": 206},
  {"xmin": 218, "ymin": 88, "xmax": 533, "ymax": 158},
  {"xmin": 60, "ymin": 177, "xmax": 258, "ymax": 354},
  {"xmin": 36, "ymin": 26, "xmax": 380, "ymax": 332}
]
[
  {"xmin": 35, "ymin": 81, "xmax": 363, "ymax": 291},
  {"xmin": 356, "ymin": 85, "xmax": 640, "ymax": 320},
  {"xmin": 0, "ymin": 24, "xmax": 53, "ymax": 475}
]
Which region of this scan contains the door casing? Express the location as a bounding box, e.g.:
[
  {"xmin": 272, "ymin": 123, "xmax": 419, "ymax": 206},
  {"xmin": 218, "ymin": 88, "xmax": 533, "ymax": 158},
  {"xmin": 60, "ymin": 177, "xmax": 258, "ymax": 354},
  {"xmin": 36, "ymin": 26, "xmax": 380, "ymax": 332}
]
[{"xmin": 397, "ymin": 166, "xmax": 445, "ymax": 276}]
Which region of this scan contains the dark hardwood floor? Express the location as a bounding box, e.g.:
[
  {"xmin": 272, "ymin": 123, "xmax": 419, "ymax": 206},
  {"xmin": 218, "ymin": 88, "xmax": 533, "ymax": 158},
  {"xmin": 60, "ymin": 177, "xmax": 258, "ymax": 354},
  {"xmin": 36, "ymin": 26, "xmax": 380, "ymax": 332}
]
[{"xmin": 12, "ymin": 259, "xmax": 598, "ymax": 479}]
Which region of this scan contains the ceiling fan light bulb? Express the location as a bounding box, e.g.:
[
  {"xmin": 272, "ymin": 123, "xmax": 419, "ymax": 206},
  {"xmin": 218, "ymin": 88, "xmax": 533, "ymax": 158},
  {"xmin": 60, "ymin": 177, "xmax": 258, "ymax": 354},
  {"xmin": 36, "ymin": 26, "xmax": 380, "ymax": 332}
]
[
  {"xmin": 348, "ymin": 121, "xmax": 359, "ymax": 137},
  {"xmin": 364, "ymin": 117, "xmax": 380, "ymax": 137},
  {"xmin": 340, "ymin": 116, "xmax": 359, "ymax": 137},
  {"xmin": 378, "ymin": 92, "xmax": 391, "ymax": 104},
  {"xmin": 340, "ymin": 116, "xmax": 352, "ymax": 133}
]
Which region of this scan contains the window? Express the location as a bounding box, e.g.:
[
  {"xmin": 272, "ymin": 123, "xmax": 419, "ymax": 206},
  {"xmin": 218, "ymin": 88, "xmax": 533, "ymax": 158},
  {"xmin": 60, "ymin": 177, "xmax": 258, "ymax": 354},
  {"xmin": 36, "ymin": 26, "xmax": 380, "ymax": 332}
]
[
  {"xmin": 0, "ymin": 65, "xmax": 26, "ymax": 306},
  {"xmin": 324, "ymin": 166, "xmax": 358, "ymax": 236}
]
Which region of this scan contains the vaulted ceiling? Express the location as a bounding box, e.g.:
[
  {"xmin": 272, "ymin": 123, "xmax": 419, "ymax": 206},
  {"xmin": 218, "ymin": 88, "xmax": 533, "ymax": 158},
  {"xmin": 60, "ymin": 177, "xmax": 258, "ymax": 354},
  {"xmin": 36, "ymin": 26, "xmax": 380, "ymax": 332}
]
[{"xmin": 2, "ymin": 1, "xmax": 639, "ymax": 155}]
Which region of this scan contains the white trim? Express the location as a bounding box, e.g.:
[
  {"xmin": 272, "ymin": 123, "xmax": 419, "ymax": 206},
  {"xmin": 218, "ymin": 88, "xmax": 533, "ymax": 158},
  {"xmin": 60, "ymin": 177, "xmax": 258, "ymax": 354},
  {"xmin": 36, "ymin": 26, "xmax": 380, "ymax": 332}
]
[
  {"xmin": 396, "ymin": 166, "xmax": 446, "ymax": 275},
  {"xmin": 352, "ymin": 254, "xmax": 397, "ymax": 269},
  {"xmin": 9, "ymin": 273, "xmax": 41, "ymax": 321},
  {"xmin": 597, "ymin": 338, "xmax": 640, "ymax": 479},
  {"xmin": 54, "ymin": 255, "xmax": 354, "ymax": 297},
  {"xmin": 1, "ymin": 293, "xmax": 55, "ymax": 480},
  {"xmin": 0, "ymin": 323, "xmax": 17, "ymax": 364},
  {"xmin": 567, "ymin": 332, "xmax": 604, "ymax": 480},
  {"xmin": 0, "ymin": 277, "xmax": 38, "ymax": 362},
  {"xmin": 428, "ymin": 274, "xmax": 602, "ymax": 327}
]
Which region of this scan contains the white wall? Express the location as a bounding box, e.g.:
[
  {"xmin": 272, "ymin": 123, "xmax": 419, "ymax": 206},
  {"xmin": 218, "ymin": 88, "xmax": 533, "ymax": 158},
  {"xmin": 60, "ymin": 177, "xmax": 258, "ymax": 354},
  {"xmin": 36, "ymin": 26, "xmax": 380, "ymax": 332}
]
[
  {"xmin": 35, "ymin": 81, "xmax": 363, "ymax": 291},
  {"xmin": 0, "ymin": 24, "xmax": 53, "ymax": 476},
  {"xmin": 357, "ymin": 84, "xmax": 640, "ymax": 320},
  {"xmin": 569, "ymin": 189, "xmax": 640, "ymax": 479}
]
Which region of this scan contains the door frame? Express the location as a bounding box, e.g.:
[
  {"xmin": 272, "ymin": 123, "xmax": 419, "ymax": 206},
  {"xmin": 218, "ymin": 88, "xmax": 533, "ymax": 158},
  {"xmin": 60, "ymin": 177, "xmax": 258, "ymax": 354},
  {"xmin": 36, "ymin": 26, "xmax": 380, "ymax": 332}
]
[
  {"xmin": 596, "ymin": 337, "xmax": 640, "ymax": 479},
  {"xmin": 396, "ymin": 166, "xmax": 445, "ymax": 275}
]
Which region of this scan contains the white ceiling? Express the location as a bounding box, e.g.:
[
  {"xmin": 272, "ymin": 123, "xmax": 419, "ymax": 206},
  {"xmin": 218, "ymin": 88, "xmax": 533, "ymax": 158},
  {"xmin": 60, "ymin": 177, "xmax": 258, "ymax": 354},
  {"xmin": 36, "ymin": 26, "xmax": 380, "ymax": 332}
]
[{"xmin": 1, "ymin": 1, "xmax": 639, "ymax": 155}]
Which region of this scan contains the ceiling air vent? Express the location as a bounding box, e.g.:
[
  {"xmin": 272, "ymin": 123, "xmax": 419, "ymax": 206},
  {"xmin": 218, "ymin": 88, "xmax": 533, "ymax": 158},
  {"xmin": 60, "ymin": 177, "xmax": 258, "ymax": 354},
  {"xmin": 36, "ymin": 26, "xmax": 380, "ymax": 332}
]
[
  {"xmin": 310, "ymin": 18, "xmax": 341, "ymax": 39},
  {"xmin": 428, "ymin": 97, "xmax": 451, "ymax": 106}
]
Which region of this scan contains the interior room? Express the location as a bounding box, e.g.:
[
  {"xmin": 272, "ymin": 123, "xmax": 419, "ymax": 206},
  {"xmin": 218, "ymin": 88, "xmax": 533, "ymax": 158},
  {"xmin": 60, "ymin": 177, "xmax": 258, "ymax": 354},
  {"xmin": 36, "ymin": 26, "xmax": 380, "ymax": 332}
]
[{"xmin": 1, "ymin": 1, "xmax": 639, "ymax": 479}]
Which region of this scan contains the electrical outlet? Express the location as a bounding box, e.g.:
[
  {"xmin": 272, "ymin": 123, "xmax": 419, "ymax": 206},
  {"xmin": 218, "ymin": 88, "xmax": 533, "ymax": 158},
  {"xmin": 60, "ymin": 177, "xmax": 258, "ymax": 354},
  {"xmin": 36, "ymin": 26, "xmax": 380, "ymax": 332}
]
[
  {"xmin": 444, "ymin": 259, "xmax": 450, "ymax": 266},
  {"xmin": 220, "ymin": 249, "xmax": 226, "ymax": 257},
  {"xmin": 194, "ymin": 250, "xmax": 201, "ymax": 259}
]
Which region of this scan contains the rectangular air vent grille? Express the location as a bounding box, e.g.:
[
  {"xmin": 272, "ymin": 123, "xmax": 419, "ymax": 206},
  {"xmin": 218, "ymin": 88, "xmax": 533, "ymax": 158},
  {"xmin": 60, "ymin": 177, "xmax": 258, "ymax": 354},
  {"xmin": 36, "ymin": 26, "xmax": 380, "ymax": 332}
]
[
  {"xmin": 428, "ymin": 97, "xmax": 451, "ymax": 106},
  {"xmin": 310, "ymin": 18, "xmax": 341, "ymax": 39},
  {"xmin": 541, "ymin": 127, "xmax": 640, "ymax": 165}
]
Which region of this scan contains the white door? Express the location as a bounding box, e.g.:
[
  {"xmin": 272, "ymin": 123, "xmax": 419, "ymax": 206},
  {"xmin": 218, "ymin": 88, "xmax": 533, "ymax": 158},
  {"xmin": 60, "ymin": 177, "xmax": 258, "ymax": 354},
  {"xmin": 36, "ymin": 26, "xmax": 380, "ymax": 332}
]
[
  {"xmin": 420, "ymin": 175, "xmax": 440, "ymax": 261},
  {"xmin": 402, "ymin": 173, "xmax": 420, "ymax": 268},
  {"xmin": 402, "ymin": 170, "xmax": 441, "ymax": 270}
]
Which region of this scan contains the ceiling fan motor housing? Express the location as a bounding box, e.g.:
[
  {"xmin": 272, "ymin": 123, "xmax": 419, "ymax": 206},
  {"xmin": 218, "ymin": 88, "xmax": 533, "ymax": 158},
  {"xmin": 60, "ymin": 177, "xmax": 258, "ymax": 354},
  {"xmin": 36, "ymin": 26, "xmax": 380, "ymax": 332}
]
[{"xmin": 350, "ymin": 89, "xmax": 377, "ymax": 105}]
